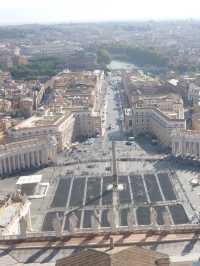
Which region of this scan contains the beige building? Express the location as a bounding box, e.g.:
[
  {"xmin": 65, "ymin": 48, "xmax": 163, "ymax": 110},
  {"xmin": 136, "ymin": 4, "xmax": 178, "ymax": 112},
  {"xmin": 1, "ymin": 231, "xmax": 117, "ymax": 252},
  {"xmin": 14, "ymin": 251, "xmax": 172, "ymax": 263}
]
[
  {"xmin": 53, "ymin": 70, "xmax": 104, "ymax": 113},
  {"xmin": 48, "ymin": 105, "xmax": 102, "ymax": 139},
  {"xmin": 49, "ymin": 70, "xmax": 104, "ymax": 139},
  {"xmin": 7, "ymin": 110, "xmax": 75, "ymax": 151},
  {"xmin": 19, "ymin": 97, "xmax": 33, "ymax": 117},
  {"xmin": 73, "ymin": 111, "xmax": 102, "ymax": 139},
  {"xmin": 192, "ymin": 112, "xmax": 200, "ymax": 131},
  {"xmin": 0, "ymin": 71, "xmax": 11, "ymax": 83},
  {"xmin": 0, "ymin": 98, "xmax": 12, "ymax": 113},
  {"xmin": 122, "ymin": 71, "xmax": 174, "ymax": 107},
  {"xmin": 123, "ymin": 71, "xmax": 186, "ymax": 147},
  {"xmin": 188, "ymin": 82, "xmax": 200, "ymax": 106},
  {"xmin": 124, "ymin": 94, "xmax": 186, "ymax": 147},
  {"xmin": 133, "ymin": 94, "xmax": 185, "ymax": 119},
  {"xmin": 0, "ymin": 138, "xmax": 57, "ymax": 176}
]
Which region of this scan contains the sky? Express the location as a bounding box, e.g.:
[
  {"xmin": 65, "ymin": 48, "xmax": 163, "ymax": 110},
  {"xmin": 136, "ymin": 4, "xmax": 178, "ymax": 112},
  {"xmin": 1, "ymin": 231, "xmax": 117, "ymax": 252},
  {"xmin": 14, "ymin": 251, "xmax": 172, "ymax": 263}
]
[{"xmin": 0, "ymin": 0, "xmax": 200, "ymax": 25}]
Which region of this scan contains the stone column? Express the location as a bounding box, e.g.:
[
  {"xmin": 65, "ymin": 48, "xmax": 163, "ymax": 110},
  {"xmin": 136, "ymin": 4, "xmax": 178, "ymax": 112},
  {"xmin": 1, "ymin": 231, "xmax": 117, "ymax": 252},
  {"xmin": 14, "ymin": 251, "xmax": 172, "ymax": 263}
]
[
  {"xmin": 194, "ymin": 142, "xmax": 198, "ymax": 158},
  {"xmin": 20, "ymin": 153, "xmax": 25, "ymax": 169},
  {"xmin": 16, "ymin": 155, "xmax": 20, "ymax": 170},
  {"xmin": 0, "ymin": 160, "xmax": 3, "ymax": 176},
  {"xmin": 186, "ymin": 142, "xmax": 189, "ymax": 154},
  {"xmin": 172, "ymin": 141, "xmax": 175, "ymax": 155},
  {"xmin": 190, "ymin": 142, "xmax": 194, "ymax": 156},
  {"xmin": 12, "ymin": 156, "xmax": 16, "ymax": 171},
  {"xmin": 39, "ymin": 150, "xmax": 43, "ymax": 165},
  {"xmin": 35, "ymin": 150, "xmax": 40, "ymax": 166},
  {"xmin": 178, "ymin": 140, "xmax": 181, "ymax": 154},
  {"xmin": 183, "ymin": 141, "xmax": 187, "ymax": 155},
  {"xmin": 27, "ymin": 153, "xmax": 31, "ymax": 168},
  {"xmin": 175, "ymin": 141, "xmax": 179, "ymax": 155},
  {"xmin": 189, "ymin": 142, "xmax": 191, "ymax": 155},
  {"xmin": 24, "ymin": 153, "xmax": 28, "ymax": 168},
  {"xmin": 42, "ymin": 148, "xmax": 48, "ymax": 164},
  {"xmin": 192, "ymin": 142, "xmax": 196, "ymax": 157},
  {"xmin": 198, "ymin": 142, "xmax": 200, "ymax": 159},
  {"xmin": 181, "ymin": 140, "xmax": 185, "ymax": 156},
  {"xmin": 2, "ymin": 158, "xmax": 7, "ymax": 174},
  {"xmin": 30, "ymin": 151, "xmax": 35, "ymax": 166},
  {"xmin": 7, "ymin": 157, "xmax": 12, "ymax": 174}
]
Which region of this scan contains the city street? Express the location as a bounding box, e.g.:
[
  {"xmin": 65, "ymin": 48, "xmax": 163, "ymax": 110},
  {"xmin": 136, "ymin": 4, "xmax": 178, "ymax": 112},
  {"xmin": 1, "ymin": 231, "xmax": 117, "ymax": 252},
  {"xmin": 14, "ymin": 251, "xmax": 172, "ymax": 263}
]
[
  {"xmin": 56, "ymin": 74, "xmax": 170, "ymax": 166},
  {"xmin": 103, "ymin": 75, "xmax": 125, "ymax": 142}
]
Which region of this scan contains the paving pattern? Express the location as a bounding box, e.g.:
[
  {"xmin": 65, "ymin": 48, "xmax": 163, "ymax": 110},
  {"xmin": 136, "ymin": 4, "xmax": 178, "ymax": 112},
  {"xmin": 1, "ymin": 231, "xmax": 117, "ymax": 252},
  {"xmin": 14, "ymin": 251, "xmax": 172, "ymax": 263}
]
[{"xmin": 42, "ymin": 171, "xmax": 189, "ymax": 232}]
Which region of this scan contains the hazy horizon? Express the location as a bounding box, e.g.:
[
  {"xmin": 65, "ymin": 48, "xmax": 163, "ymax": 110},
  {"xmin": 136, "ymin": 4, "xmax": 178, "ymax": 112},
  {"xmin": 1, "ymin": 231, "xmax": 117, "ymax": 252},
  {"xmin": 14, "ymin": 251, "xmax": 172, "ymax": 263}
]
[{"xmin": 0, "ymin": 0, "xmax": 200, "ymax": 25}]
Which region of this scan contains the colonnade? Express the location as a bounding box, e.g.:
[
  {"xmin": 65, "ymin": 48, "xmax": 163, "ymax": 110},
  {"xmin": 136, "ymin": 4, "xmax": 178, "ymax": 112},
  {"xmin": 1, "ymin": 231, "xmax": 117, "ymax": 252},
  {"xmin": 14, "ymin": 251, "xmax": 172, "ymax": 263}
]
[
  {"xmin": 0, "ymin": 139, "xmax": 56, "ymax": 176},
  {"xmin": 172, "ymin": 136, "xmax": 200, "ymax": 158}
]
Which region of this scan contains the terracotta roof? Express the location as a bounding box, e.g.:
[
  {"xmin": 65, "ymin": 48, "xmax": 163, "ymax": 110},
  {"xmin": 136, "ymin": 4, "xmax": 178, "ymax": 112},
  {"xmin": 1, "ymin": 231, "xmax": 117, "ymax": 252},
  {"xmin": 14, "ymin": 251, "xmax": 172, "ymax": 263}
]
[
  {"xmin": 56, "ymin": 249, "xmax": 110, "ymax": 266},
  {"xmin": 56, "ymin": 245, "xmax": 170, "ymax": 266}
]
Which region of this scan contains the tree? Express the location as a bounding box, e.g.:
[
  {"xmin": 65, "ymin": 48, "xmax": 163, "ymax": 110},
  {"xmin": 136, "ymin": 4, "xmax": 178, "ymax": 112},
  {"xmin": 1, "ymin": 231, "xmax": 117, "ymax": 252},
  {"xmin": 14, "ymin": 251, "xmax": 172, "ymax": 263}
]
[
  {"xmin": 97, "ymin": 48, "xmax": 111, "ymax": 66},
  {"xmin": 104, "ymin": 44, "xmax": 168, "ymax": 67}
]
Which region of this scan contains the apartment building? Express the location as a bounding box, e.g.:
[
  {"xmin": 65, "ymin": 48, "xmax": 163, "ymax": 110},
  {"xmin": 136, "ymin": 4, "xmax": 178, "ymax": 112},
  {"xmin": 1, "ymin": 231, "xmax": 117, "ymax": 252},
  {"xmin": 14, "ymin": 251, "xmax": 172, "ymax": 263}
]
[
  {"xmin": 123, "ymin": 72, "xmax": 167, "ymax": 106},
  {"xmin": 125, "ymin": 106, "xmax": 186, "ymax": 146},
  {"xmin": 20, "ymin": 41, "xmax": 82, "ymax": 58},
  {"xmin": 73, "ymin": 111, "xmax": 101, "ymax": 140},
  {"xmin": 50, "ymin": 70, "xmax": 104, "ymax": 139},
  {"xmin": 53, "ymin": 70, "xmax": 104, "ymax": 112},
  {"xmin": 123, "ymin": 72, "xmax": 186, "ymax": 146}
]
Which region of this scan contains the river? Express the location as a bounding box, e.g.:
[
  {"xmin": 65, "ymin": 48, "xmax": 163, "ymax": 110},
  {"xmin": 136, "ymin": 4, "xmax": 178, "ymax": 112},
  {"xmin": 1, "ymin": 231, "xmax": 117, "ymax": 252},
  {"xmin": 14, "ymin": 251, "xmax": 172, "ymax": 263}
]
[{"xmin": 108, "ymin": 60, "xmax": 137, "ymax": 70}]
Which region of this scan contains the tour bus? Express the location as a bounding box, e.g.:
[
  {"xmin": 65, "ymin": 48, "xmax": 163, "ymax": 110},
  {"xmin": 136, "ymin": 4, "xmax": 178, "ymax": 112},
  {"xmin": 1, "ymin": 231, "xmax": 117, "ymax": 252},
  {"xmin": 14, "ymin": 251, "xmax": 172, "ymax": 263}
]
[{"xmin": 128, "ymin": 137, "xmax": 135, "ymax": 141}]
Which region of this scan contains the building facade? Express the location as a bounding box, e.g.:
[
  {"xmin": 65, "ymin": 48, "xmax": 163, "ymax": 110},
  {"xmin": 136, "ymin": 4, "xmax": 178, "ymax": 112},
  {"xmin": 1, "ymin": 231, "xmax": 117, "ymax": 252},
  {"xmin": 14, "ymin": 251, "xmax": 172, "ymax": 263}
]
[
  {"xmin": 7, "ymin": 111, "xmax": 75, "ymax": 151},
  {"xmin": 188, "ymin": 83, "xmax": 200, "ymax": 106},
  {"xmin": 73, "ymin": 111, "xmax": 102, "ymax": 140},
  {"xmin": 124, "ymin": 107, "xmax": 186, "ymax": 147},
  {"xmin": 123, "ymin": 71, "xmax": 186, "ymax": 147}
]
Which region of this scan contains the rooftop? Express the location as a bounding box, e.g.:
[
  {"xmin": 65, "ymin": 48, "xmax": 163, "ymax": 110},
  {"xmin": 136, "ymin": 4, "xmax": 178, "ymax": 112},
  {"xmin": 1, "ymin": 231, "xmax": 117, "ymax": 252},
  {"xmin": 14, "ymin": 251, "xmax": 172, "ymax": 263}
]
[
  {"xmin": 125, "ymin": 72, "xmax": 175, "ymax": 96},
  {"xmin": 12, "ymin": 112, "xmax": 70, "ymax": 130},
  {"xmin": 16, "ymin": 175, "xmax": 42, "ymax": 185},
  {"xmin": 140, "ymin": 93, "xmax": 182, "ymax": 102}
]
